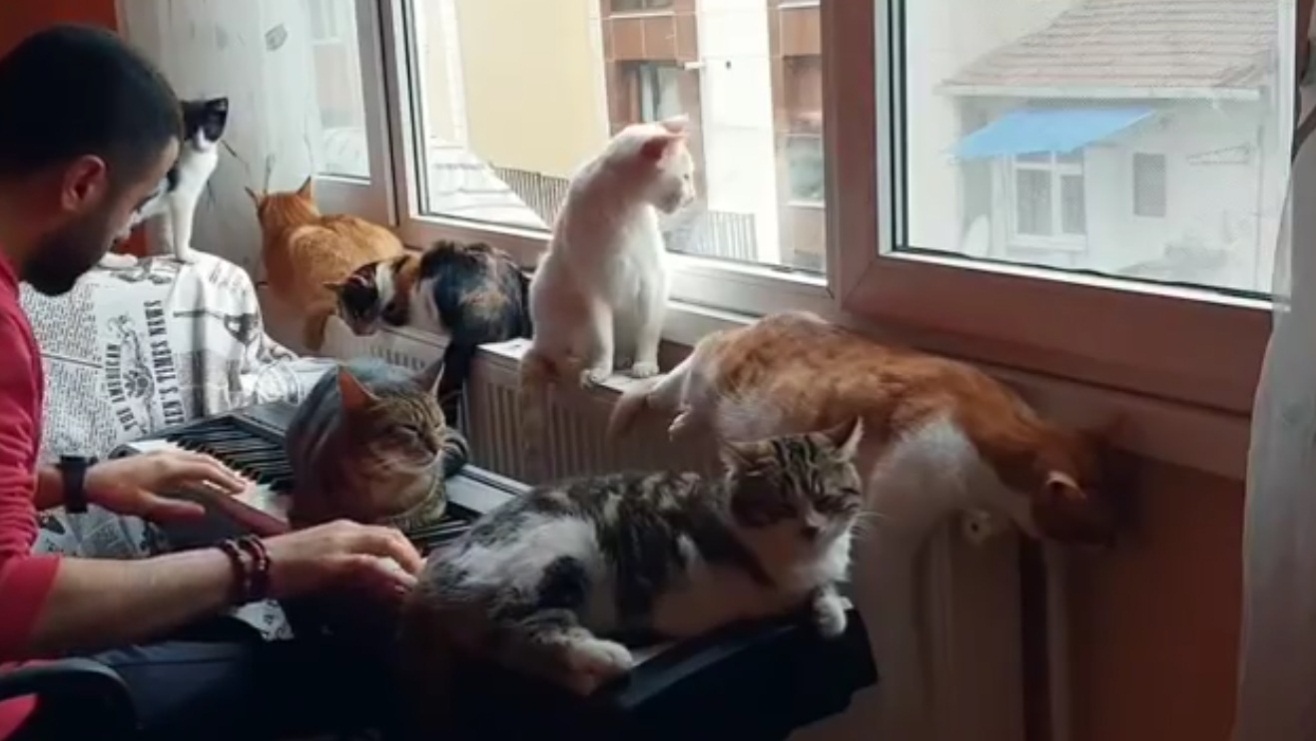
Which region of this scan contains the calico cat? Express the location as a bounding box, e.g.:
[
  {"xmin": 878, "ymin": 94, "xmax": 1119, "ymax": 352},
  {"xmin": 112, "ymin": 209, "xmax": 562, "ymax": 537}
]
[
  {"xmin": 249, "ymin": 176, "xmax": 405, "ymax": 351},
  {"xmin": 608, "ymin": 310, "xmax": 1117, "ymax": 545},
  {"xmin": 398, "ymin": 418, "xmax": 864, "ymax": 726},
  {"xmin": 519, "ymin": 116, "xmax": 696, "ymax": 480},
  {"xmin": 283, "ymin": 357, "xmax": 469, "ymax": 531},
  {"xmin": 102, "ymin": 96, "xmax": 230, "ymax": 268},
  {"xmin": 330, "ymin": 240, "xmax": 532, "ymax": 421}
]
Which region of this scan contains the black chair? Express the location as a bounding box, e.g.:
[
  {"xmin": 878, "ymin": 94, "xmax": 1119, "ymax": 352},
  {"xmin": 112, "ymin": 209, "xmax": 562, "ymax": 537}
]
[{"xmin": 0, "ymin": 658, "xmax": 138, "ymax": 738}]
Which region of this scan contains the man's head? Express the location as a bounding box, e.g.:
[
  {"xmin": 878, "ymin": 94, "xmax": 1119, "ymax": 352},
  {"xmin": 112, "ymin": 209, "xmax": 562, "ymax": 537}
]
[{"xmin": 0, "ymin": 25, "xmax": 180, "ymax": 295}]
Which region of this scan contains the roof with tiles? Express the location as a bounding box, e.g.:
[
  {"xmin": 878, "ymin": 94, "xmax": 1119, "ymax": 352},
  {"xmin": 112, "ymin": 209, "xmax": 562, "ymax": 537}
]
[{"xmin": 943, "ymin": 0, "xmax": 1278, "ymax": 95}]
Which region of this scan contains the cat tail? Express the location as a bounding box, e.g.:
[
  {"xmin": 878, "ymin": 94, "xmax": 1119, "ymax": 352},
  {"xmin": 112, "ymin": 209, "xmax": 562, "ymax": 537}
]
[
  {"xmin": 605, "ymin": 352, "xmax": 693, "ymax": 439},
  {"xmin": 438, "ymin": 341, "xmax": 478, "ymax": 427},
  {"xmin": 518, "ymin": 348, "xmax": 556, "ymax": 483}
]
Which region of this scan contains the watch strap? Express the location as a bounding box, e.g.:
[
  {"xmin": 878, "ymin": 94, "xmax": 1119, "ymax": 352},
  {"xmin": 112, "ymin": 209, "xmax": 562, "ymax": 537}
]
[{"xmin": 58, "ymin": 455, "xmax": 96, "ymax": 514}]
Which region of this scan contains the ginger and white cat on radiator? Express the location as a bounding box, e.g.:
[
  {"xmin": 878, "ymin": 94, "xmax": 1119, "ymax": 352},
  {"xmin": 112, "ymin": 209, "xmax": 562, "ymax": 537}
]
[
  {"xmin": 609, "ymin": 310, "xmax": 1118, "ymax": 545},
  {"xmin": 519, "ymin": 116, "xmax": 696, "ymax": 479}
]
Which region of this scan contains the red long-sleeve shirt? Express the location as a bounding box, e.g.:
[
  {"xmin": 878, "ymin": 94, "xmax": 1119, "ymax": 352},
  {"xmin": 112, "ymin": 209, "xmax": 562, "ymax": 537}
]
[{"xmin": 0, "ymin": 255, "xmax": 61, "ymax": 739}]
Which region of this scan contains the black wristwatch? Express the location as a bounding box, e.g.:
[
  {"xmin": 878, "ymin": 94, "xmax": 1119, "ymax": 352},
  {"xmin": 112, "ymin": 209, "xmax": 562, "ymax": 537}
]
[{"xmin": 57, "ymin": 455, "xmax": 97, "ymax": 514}]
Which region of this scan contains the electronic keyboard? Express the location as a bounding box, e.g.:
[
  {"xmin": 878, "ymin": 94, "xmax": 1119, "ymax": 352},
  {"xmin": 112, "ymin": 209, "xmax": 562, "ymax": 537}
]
[{"xmin": 109, "ymin": 400, "xmax": 877, "ymax": 740}]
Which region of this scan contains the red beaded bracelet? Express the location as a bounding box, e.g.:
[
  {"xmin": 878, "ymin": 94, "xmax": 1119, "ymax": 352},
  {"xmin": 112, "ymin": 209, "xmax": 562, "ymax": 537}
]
[
  {"xmin": 234, "ymin": 535, "xmax": 272, "ymax": 602},
  {"xmin": 216, "ymin": 539, "xmax": 253, "ymax": 605}
]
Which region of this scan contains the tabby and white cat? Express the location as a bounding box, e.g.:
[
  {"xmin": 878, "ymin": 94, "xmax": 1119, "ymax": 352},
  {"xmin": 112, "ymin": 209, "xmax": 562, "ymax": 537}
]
[
  {"xmin": 283, "ymin": 357, "xmax": 470, "ymax": 531},
  {"xmin": 102, "ymin": 96, "xmax": 229, "ymax": 268},
  {"xmin": 519, "ymin": 116, "xmax": 696, "ymax": 479},
  {"xmin": 399, "ymin": 417, "xmax": 864, "ymax": 719},
  {"xmin": 330, "ymin": 240, "xmax": 532, "ymax": 422}
]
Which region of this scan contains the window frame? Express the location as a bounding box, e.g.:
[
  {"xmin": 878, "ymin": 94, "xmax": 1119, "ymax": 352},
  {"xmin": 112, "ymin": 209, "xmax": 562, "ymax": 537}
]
[
  {"xmin": 834, "ymin": 0, "xmax": 1271, "ymax": 414},
  {"xmin": 310, "ymin": 0, "xmax": 395, "ymax": 225},
  {"xmin": 378, "ymin": 0, "xmax": 839, "ymax": 326},
  {"xmin": 368, "ymin": 0, "xmax": 1272, "ymax": 419}
]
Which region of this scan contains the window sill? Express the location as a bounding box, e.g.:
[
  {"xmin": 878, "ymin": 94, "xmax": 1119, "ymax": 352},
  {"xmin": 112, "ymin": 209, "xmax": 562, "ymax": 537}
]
[{"xmin": 433, "ymin": 299, "xmax": 1249, "ymax": 482}]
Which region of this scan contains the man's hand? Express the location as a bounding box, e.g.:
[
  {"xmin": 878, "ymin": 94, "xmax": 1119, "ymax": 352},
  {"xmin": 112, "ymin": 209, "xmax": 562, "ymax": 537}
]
[
  {"xmin": 263, "ymin": 520, "xmax": 426, "ymax": 603},
  {"xmin": 84, "ymin": 450, "xmax": 248, "ymax": 523}
]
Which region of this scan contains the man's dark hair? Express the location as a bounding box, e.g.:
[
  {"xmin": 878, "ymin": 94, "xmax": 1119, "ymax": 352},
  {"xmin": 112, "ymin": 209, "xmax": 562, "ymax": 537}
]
[{"xmin": 0, "ymin": 25, "xmax": 181, "ymax": 189}]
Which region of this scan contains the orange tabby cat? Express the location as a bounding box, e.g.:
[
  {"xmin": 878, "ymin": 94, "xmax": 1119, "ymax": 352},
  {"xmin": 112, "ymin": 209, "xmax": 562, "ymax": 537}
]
[
  {"xmin": 247, "ymin": 176, "xmax": 404, "ymax": 350},
  {"xmin": 608, "ymin": 310, "xmax": 1115, "ymax": 545}
]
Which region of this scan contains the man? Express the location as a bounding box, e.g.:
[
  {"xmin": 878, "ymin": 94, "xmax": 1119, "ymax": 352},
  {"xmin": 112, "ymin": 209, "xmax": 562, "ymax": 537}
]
[{"xmin": 0, "ymin": 25, "xmax": 425, "ymax": 740}]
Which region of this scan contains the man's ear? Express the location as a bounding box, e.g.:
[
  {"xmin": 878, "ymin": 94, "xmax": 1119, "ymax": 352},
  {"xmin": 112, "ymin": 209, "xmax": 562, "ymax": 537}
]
[{"xmin": 61, "ymin": 155, "xmax": 109, "ymax": 212}]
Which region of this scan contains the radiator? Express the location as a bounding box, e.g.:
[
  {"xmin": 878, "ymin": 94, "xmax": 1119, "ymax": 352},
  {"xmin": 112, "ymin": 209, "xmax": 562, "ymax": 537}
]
[{"xmin": 321, "ymin": 323, "xmax": 1071, "ymax": 741}]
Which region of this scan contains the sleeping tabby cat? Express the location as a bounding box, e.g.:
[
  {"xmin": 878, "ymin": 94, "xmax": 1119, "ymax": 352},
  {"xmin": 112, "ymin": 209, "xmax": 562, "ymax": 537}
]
[
  {"xmin": 330, "ymin": 240, "xmax": 531, "ymax": 422},
  {"xmin": 249, "ymin": 176, "xmax": 405, "ymax": 351},
  {"xmin": 398, "ymin": 417, "xmax": 864, "ymax": 727},
  {"xmin": 284, "ymin": 357, "xmax": 469, "ymax": 531}
]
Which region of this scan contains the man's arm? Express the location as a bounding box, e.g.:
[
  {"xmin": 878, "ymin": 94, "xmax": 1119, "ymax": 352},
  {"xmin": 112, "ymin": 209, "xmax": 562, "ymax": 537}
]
[
  {"xmin": 0, "ymin": 312, "xmax": 232, "ymax": 659},
  {"xmin": 31, "ymin": 466, "xmax": 62, "ymax": 511},
  {"xmin": 17, "ymin": 548, "xmax": 234, "ymax": 659}
]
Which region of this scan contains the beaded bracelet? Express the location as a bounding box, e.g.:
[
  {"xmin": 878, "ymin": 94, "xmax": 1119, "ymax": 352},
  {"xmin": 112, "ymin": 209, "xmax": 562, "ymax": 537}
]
[
  {"xmin": 234, "ymin": 535, "xmax": 272, "ymax": 602},
  {"xmin": 216, "ymin": 539, "xmax": 254, "ymax": 605}
]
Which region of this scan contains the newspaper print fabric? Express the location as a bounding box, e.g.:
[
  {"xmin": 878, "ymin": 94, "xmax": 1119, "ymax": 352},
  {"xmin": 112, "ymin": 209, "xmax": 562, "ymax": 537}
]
[{"xmin": 21, "ymin": 252, "xmax": 336, "ymax": 641}]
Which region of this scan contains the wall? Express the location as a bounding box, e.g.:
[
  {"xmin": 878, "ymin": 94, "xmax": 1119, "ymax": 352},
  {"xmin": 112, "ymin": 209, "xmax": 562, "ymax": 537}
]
[
  {"xmin": 0, "ymin": 0, "xmax": 150, "ymax": 258},
  {"xmin": 0, "ymin": 0, "xmax": 118, "ymax": 55},
  {"xmin": 1070, "ymin": 462, "xmax": 1242, "ymax": 741},
  {"xmin": 450, "ymin": 0, "xmax": 608, "ymax": 178}
]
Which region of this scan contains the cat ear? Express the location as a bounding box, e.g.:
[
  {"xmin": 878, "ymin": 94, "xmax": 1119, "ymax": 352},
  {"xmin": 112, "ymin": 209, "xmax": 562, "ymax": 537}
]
[
  {"xmin": 415, "ymin": 359, "xmax": 446, "ymax": 397},
  {"xmin": 640, "ymin": 132, "xmax": 684, "ymax": 162},
  {"xmin": 297, "ymin": 176, "xmax": 315, "ymax": 199},
  {"xmin": 821, "ymin": 417, "xmax": 864, "ymax": 461},
  {"xmin": 337, "ymin": 366, "xmax": 376, "ymax": 412}
]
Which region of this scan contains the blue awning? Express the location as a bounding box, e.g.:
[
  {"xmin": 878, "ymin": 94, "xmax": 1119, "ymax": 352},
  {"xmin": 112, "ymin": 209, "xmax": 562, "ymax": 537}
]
[{"xmin": 954, "ymin": 108, "xmax": 1154, "ymax": 160}]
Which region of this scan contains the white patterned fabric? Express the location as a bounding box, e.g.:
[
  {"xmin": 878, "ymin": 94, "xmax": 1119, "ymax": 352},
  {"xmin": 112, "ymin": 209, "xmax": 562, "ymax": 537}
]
[{"xmin": 19, "ymin": 252, "xmax": 335, "ymax": 641}]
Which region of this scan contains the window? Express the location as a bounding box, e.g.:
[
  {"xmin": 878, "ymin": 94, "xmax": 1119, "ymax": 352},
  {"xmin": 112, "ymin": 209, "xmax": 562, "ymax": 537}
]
[
  {"xmin": 893, "ymin": 2, "xmax": 1286, "ymax": 296},
  {"xmin": 307, "ymin": 0, "xmax": 342, "ymax": 44},
  {"xmin": 364, "ymin": 0, "xmax": 1285, "ymax": 416},
  {"xmin": 611, "ymin": 0, "xmax": 674, "ymax": 13},
  {"xmin": 786, "ymin": 134, "xmax": 824, "ymax": 203},
  {"xmin": 830, "ymin": 0, "xmax": 1285, "ymax": 412},
  {"xmin": 633, "ymin": 63, "xmax": 683, "ymax": 124},
  {"xmin": 1009, "ymin": 151, "xmax": 1086, "ymax": 247},
  {"xmin": 1133, "ymin": 153, "xmax": 1168, "ymax": 218},
  {"xmin": 302, "ymin": 0, "xmax": 391, "ymax": 224},
  {"xmin": 393, "ymin": 0, "xmax": 828, "ymax": 278}
]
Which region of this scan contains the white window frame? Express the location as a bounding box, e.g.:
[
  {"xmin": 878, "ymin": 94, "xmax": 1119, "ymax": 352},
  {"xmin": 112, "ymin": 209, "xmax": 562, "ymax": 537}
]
[
  {"xmin": 346, "ymin": 0, "xmax": 1278, "ymax": 476},
  {"xmin": 310, "ymin": 0, "xmax": 395, "ymax": 226},
  {"xmin": 838, "ymin": 0, "xmax": 1269, "ymax": 417},
  {"xmin": 1007, "ymin": 152, "xmax": 1088, "ymax": 251}
]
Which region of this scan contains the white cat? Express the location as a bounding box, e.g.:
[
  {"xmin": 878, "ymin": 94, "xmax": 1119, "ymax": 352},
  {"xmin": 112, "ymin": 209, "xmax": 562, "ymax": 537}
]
[
  {"xmin": 518, "ymin": 116, "xmax": 696, "ymax": 479},
  {"xmin": 101, "ymin": 97, "xmax": 229, "ymax": 268}
]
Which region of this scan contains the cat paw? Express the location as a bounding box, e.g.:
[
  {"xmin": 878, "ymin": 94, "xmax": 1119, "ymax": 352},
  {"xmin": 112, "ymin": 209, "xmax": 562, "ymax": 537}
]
[
  {"xmin": 630, "ymin": 361, "xmax": 660, "ymax": 379},
  {"xmin": 580, "ymin": 367, "xmax": 612, "ymax": 388},
  {"xmin": 562, "ymin": 638, "xmax": 635, "ymax": 696},
  {"xmin": 812, "ymin": 592, "xmax": 848, "ymax": 639},
  {"xmin": 98, "ymin": 253, "xmax": 139, "ymax": 270}
]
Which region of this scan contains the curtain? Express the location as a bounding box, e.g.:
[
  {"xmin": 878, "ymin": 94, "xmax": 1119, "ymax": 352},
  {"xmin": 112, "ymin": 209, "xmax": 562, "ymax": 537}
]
[{"xmin": 1234, "ymin": 56, "xmax": 1316, "ymax": 738}]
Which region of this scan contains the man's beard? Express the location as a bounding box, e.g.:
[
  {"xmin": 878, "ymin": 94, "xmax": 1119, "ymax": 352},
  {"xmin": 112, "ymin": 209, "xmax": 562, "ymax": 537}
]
[{"xmin": 24, "ymin": 208, "xmax": 117, "ymax": 296}]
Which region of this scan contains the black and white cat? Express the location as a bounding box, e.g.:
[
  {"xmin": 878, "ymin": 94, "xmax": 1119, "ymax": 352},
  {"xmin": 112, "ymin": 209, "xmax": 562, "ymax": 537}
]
[{"xmin": 102, "ymin": 96, "xmax": 229, "ymax": 268}]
